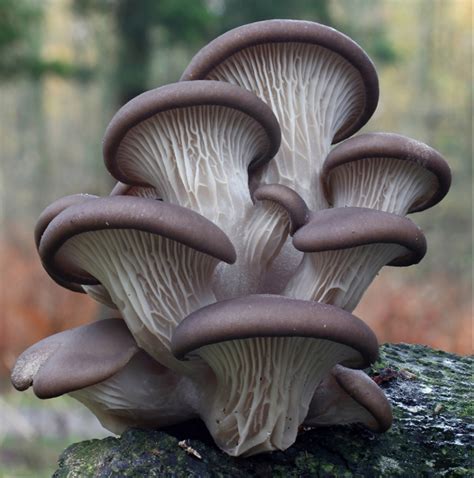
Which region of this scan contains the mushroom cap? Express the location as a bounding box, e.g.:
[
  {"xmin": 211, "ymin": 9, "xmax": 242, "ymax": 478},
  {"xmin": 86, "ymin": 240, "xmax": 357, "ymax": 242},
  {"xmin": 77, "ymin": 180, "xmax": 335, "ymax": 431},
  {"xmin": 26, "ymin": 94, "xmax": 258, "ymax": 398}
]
[
  {"xmin": 34, "ymin": 194, "xmax": 99, "ymax": 249},
  {"xmin": 293, "ymin": 207, "xmax": 427, "ymax": 266},
  {"xmin": 11, "ymin": 318, "xmax": 139, "ymax": 398},
  {"xmin": 181, "ymin": 19, "xmax": 379, "ymax": 143},
  {"xmin": 322, "ymin": 132, "xmax": 452, "ymax": 212},
  {"xmin": 253, "ymin": 184, "xmax": 310, "ymax": 235},
  {"xmin": 39, "ymin": 196, "xmax": 237, "ymax": 285},
  {"xmin": 171, "ymin": 294, "xmax": 379, "ymax": 368},
  {"xmin": 103, "ymin": 80, "xmax": 281, "ymax": 184},
  {"xmin": 34, "ymin": 194, "xmax": 99, "ymax": 293},
  {"xmin": 331, "ymin": 364, "xmax": 392, "ymax": 432}
]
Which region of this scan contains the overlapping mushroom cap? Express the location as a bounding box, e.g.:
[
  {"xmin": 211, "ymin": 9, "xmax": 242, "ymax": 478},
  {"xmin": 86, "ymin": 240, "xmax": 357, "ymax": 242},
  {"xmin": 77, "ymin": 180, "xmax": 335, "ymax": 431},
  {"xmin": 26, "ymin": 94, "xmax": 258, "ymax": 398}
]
[
  {"xmin": 172, "ymin": 295, "xmax": 378, "ymax": 456},
  {"xmin": 305, "ymin": 365, "xmax": 392, "ymax": 432},
  {"xmin": 38, "ymin": 195, "xmax": 235, "ymax": 372},
  {"xmin": 181, "ymin": 19, "xmax": 379, "ymax": 211},
  {"xmin": 283, "ymin": 207, "xmax": 426, "ymax": 311},
  {"xmin": 322, "ymin": 132, "xmax": 451, "ymax": 214},
  {"xmin": 11, "ymin": 319, "xmax": 201, "ymax": 434},
  {"xmin": 103, "ymin": 80, "xmax": 280, "ymax": 226},
  {"xmin": 35, "ymin": 194, "xmax": 116, "ymax": 308}
]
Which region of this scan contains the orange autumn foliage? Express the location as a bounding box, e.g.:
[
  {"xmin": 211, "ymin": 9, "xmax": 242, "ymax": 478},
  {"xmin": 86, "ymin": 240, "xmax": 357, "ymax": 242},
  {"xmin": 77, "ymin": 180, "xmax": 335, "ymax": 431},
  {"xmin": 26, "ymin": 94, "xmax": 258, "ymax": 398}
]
[{"xmin": 0, "ymin": 231, "xmax": 99, "ymax": 375}]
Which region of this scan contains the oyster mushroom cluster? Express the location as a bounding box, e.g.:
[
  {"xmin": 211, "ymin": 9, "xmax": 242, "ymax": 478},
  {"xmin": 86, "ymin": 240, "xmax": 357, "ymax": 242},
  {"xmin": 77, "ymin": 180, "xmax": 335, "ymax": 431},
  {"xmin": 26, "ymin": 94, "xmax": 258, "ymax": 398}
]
[{"xmin": 11, "ymin": 20, "xmax": 451, "ymax": 457}]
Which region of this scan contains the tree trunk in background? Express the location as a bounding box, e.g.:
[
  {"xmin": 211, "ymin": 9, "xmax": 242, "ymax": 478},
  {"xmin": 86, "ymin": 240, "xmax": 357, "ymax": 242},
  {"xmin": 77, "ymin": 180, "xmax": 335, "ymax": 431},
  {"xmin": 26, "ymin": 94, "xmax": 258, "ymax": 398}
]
[
  {"xmin": 114, "ymin": 0, "xmax": 152, "ymax": 106},
  {"xmin": 53, "ymin": 343, "xmax": 472, "ymax": 477}
]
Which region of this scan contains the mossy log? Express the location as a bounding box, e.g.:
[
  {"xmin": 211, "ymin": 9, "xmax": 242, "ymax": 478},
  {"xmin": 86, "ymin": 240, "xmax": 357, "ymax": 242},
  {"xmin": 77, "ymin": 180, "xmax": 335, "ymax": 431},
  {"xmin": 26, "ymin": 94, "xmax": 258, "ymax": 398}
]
[{"xmin": 53, "ymin": 344, "xmax": 473, "ymax": 477}]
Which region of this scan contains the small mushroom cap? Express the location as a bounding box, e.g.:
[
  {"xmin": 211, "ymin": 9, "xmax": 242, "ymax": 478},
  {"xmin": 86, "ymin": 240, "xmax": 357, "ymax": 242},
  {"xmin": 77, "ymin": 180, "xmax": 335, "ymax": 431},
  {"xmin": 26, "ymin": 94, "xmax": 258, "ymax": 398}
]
[
  {"xmin": 253, "ymin": 184, "xmax": 310, "ymax": 235},
  {"xmin": 103, "ymin": 80, "xmax": 281, "ymax": 184},
  {"xmin": 181, "ymin": 19, "xmax": 379, "ymax": 143},
  {"xmin": 322, "ymin": 132, "xmax": 452, "ymax": 212},
  {"xmin": 11, "ymin": 318, "xmax": 139, "ymax": 398},
  {"xmin": 34, "ymin": 194, "xmax": 99, "ymax": 249},
  {"xmin": 171, "ymin": 295, "xmax": 379, "ymax": 367},
  {"xmin": 39, "ymin": 196, "xmax": 236, "ymax": 285},
  {"xmin": 331, "ymin": 364, "xmax": 393, "ymax": 432},
  {"xmin": 34, "ymin": 194, "xmax": 99, "ymax": 293},
  {"xmin": 293, "ymin": 207, "xmax": 427, "ymax": 266}
]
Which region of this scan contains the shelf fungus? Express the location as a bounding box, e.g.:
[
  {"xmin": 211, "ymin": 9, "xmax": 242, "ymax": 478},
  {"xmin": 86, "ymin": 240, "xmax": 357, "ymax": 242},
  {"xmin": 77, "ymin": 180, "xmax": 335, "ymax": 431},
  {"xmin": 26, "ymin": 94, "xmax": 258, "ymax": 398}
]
[
  {"xmin": 12, "ymin": 19, "xmax": 450, "ymax": 458},
  {"xmin": 11, "ymin": 319, "xmax": 201, "ymax": 434},
  {"xmin": 171, "ymin": 295, "xmax": 378, "ymax": 456},
  {"xmin": 321, "ymin": 132, "xmax": 451, "ymax": 215}
]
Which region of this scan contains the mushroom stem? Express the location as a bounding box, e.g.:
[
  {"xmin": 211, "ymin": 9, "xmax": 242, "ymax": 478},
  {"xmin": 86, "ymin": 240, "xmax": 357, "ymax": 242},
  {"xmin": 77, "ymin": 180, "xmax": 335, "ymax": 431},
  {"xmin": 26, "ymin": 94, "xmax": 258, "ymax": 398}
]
[
  {"xmin": 198, "ymin": 336, "xmax": 358, "ymax": 456},
  {"xmin": 70, "ymin": 352, "xmax": 204, "ymax": 434}
]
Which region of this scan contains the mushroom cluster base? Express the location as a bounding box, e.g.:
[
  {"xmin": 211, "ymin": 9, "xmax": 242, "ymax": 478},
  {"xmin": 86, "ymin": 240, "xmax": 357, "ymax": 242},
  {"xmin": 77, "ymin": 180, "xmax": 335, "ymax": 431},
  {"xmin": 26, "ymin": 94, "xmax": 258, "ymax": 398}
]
[{"xmin": 53, "ymin": 344, "xmax": 473, "ymax": 478}]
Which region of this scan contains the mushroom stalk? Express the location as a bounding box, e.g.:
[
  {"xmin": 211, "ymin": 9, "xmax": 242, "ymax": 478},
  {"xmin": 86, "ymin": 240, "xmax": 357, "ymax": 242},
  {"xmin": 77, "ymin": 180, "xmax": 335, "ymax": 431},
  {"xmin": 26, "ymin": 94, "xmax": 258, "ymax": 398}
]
[{"xmin": 198, "ymin": 336, "xmax": 357, "ymax": 456}]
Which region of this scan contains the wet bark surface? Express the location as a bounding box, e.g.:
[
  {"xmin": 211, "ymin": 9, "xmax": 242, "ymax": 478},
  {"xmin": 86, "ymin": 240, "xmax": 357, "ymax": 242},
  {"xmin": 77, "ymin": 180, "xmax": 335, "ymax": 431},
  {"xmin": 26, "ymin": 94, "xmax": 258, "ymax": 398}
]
[{"xmin": 53, "ymin": 343, "xmax": 473, "ymax": 477}]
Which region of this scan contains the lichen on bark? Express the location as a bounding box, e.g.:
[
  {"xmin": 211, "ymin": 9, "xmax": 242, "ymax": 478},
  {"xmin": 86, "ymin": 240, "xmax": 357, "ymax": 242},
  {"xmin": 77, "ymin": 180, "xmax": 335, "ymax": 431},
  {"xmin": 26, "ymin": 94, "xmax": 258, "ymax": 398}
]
[{"xmin": 53, "ymin": 343, "xmax": 473, "ymax": 477}]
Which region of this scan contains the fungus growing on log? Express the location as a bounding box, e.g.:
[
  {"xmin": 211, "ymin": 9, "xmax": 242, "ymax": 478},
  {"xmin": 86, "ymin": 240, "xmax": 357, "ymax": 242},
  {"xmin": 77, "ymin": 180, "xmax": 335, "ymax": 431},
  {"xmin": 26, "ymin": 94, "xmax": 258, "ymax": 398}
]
[
  {"xmin": 11, "ymin": 19, "xmax": 451, "ymax": 459},
  {"xmin": 172, "ymin": 295, "xmax": 378, "ymax": 456}
]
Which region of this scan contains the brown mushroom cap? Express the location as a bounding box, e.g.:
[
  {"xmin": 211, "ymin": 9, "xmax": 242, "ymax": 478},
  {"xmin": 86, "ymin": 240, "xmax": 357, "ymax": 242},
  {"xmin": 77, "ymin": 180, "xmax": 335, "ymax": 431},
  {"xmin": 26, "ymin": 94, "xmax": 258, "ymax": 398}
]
[
  {"xmin": 293, "ymin": 207, "xmax": 427, "ymax": 266},
  {"xmin": 34, "ymin": 194, "xmax": 99, "ymax": 249},
  {"xmin": 11, "ymin": 319, "xmax": 139, "ymax": 398},
  {"xmin": 253, "ymin": 184, "xmax": 310, "ymax": 235},
  {"xmin": 331, "ymin": 365, "xmax": 393, "ymax": 432},
  {"xmin": 172, "ymin": 294, "xmax": 378, "ymax": 368},
  {"xmin": 322, "ymin": 132, "xmax": 451, "ymax": 212},
  {"xmin": 103, "ymin": 80, "xmax": 281, "ymax": 184},
  {"xmin": 39, "ymin": 196, "xmax": 237, "ymax": 285},
  {"xmin": 34, "ymin": 194, "xmax": 99, "ymax": 293},
  {"xmin": 181, "ymin": 19, "xmax": 378, "ymax": 143}
]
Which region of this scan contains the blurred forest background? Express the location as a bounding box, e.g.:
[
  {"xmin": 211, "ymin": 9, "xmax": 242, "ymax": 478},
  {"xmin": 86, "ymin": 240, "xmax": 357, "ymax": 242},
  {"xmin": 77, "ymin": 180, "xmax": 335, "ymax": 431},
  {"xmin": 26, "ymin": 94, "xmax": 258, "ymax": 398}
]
[{"xmin": 0, "ymin": 0, "xmax": 472, "ymax": 475}]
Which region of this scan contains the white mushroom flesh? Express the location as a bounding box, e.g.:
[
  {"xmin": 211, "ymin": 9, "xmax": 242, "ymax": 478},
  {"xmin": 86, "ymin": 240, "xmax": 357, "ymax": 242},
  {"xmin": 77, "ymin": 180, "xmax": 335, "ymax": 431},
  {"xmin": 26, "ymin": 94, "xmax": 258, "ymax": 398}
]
[
  {"xmin": 328, "ymin": 157, "xmax": 438, "ymax": 214},
  {"xmin": 197, "ymin": 337, "xmax": 357, "ymax": 456},
  {"xmin": 115, "ymin": 106, "xmax": 268, "ymax": 233},
  {"xmin": 82, "ymin": 284, "xmax": 117, "ymax": 309},
  {"xmin": 284, "ymin": 243, "xmax": 407, "ymax": 311},
  {"xmin": 207, "ymin": 43, "xmax": 366, "ymax": 211},
  {"xmin": 60, "ymin": 229, "xmax": 217, "ymax": 373},
  {"xmin": 213, "ymin": 200, "xmax": 294, "ymax": 299},
  {"xmin": 70, "ymin": 353, "xmax": 201, "ymax": 434}
]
